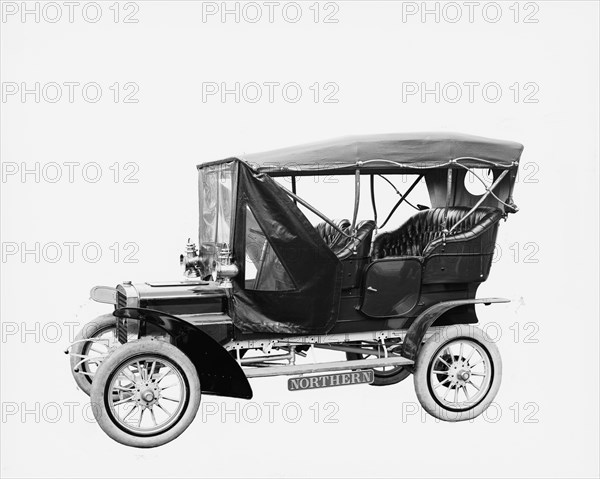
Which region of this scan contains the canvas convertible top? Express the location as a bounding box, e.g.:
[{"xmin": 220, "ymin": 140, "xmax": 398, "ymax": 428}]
[{"xmin": 239, "ymin": 132, "xmax": 524, "ymax": 176}]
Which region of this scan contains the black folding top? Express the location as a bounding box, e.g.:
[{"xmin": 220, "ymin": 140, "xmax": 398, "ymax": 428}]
[{"xmin": 237, "ymin": 132, "xmax": 523, "ymax": 176}]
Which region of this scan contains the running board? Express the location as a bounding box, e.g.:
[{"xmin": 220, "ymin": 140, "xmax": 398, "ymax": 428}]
[{"xmin": 244, "ymin": 357, "xmax": 414, "ymax": 378}]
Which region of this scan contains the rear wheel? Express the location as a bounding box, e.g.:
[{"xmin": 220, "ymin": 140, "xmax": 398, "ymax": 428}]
[
  {"xmin": 414, "ymin": 324, "xmax": 501, "ymax": 421},
  {"xmin": 90, "ymin": 338, "xmax": 201, "ymax": 448}
]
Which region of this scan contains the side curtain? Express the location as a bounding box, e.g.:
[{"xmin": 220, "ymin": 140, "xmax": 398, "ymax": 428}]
[{"xmin": 231, "ymin": 162, "xmax": 342, "ymax": 334}]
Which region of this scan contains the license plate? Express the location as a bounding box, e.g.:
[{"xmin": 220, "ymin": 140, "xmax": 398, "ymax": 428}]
[{"xmin": 288, "ymin": 370, "xmax": 374, "ymax": 391}]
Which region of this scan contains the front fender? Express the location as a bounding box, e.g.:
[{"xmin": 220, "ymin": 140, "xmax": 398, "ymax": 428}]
[
  {"xmin": 113, "ymin": 307, "xmax": 252, "ymax": 400},
  {"xmin": 401, "ymin": 297, "xmax": 509, "ymax": 361}
]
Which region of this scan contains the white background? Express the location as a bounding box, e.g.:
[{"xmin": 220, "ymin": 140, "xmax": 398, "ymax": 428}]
[{"xmin": 1, "ymin": 1, "xmax": 598, "ymax": 477}]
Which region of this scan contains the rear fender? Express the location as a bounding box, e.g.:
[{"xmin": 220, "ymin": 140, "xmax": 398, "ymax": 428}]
[
  {"xmin": 113, "ymin": 307, "xmax": 252, "ymax": 400},
  {"xmin": 401, "ymin": 298, "xmax": 509, "ymax": 361}
]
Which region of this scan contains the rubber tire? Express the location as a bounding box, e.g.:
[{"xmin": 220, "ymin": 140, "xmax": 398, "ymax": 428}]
[
  {"xmin": 346, "ymin": 352, "xmax": 411, "ymax": 386},
  {"xmin": 90, "ymin": 338, "xmax": 201, "ymax": 448},
  {"xmin": 414, "ymin": 324, "xmax": 502, "ymax": 422},
  {"xmin": 70, "ymin": 314, "xmax": 117, "ymax": 396}
]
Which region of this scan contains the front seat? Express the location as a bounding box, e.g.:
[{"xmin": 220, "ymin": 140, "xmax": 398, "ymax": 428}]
[
  {"xmin": 333, "ymin": 220, "xmax": 377, "ymax": 260},
  {"xmin": 315, "ymin": 219, "xmax": 351, "ymax": 249},
  {"xmin": 332, "ymin": 220, "xmax": 377, "ymax": 290}
]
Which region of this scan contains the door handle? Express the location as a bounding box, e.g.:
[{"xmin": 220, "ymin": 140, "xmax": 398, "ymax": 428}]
[{"xmin": 367, "ymin": 286, "xmax": 378, "ymax": 292}]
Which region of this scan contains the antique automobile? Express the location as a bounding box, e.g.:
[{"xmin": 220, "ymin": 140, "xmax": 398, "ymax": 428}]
[{"xmin": 67, "ymin": 132, "xmax": 523, "ymax": 448}]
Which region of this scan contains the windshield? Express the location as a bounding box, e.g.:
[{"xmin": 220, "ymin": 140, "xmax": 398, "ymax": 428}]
[{"xmin": 199, "ymin": 163, "xmax": 233, "ymax": 247}]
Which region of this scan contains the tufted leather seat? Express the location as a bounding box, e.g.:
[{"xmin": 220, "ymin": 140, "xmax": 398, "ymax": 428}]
[
  {"xmin": 315, "ymin": 219, "xmax": 376, "ymax": 289},
  {"xmin": 316, "ymin": 219, "xmax": 351, "ymax": 248},
  {"xmin": 371, "ymin": 207, "xmax": 503, "ymax": 260},
  {"xmin": 316, "ymin": 219, "xmax": 376, "ymax": 260},
  {"xmin": 333, "ymin": 220, "xmax": 376, "ymax": 260}
]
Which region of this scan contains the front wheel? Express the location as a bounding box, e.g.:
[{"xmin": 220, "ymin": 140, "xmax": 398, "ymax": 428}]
[
  {"xmin": 70, "ymin": 315, "xmax": 119, "ymax": 396},
  {"xmin": 414, "ymin": 324, "xmax": 502, "ymax": 422},
  {"xmin": 90, "ymin": 339, "xmax": 201, "ymax": 448}
]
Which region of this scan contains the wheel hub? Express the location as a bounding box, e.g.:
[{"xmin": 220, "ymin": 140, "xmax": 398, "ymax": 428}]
[
  {"xmin": 134, "ymin": 380, "xmax": 161, "ymax": 407},
  {"xmin": 446, "ymin": 359, "xmax": 472, "ymax": 387},
  {"xmin": 142, "ymin": 390, "xmax": 154, "ymax": 402}
]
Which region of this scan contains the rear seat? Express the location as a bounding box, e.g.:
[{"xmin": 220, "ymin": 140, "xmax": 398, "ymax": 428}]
[
  {"xmin": 371, "ymin": 207, "xmax": 503, "ymax": 259},
  {"xmin": 371, "ymin": 206, "xmax": 504, "ymax": 284}
]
